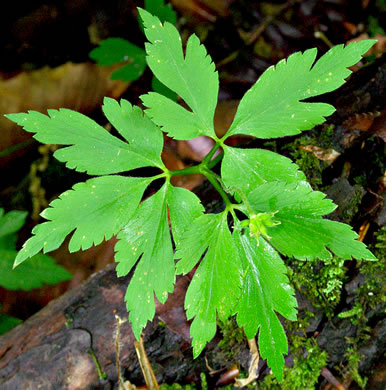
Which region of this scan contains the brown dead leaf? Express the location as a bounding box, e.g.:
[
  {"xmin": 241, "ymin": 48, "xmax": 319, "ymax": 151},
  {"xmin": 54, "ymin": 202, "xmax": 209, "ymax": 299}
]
[
  {"xmin": 343, "ymin": 112, "xmax": 381, "ymax": 131},
  {"xmin": 214, "ymin": 99, "xmax": 239, "ymax": 137},
  {"xmin": 299, "ymin": 145, "xmax": 341, "ymax": 165},
  {"xmin": 0, "ymin": 62, "xmax": 129, "ymax": 166},
  {"xmin": 162, "ymin": 147, "xmax": 204, "ymax": 190}
]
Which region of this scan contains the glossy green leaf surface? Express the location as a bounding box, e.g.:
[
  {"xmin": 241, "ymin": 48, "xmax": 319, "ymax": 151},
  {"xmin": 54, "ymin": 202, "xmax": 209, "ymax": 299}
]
[
  {"xmin": 175, "ymin": 213, "xmax": 242, "ymax": 357},
  {"xmin": 139, "ymin": 9, "xmax": 218, "ymax": 140},
  {"xmin": 102, "ymin": 98, "xmax": 165, "ymax": 169},
  {"xmin": 167, "ymin": 186, "xmax": 204, "ymax": 248},
  {"xmin": 246, "ymin": 182, "xmax": 376, "ymax": 261},
  {"xmin": 115, "ymin": 184, "xmax": 174, "ymax": 338},
  {"xmin": 225, "ymin": 40, "xmax": 376, "ymax": 139},
  {"xmin": 14, "ymin": 176, "xmax": 152, "ymax": 266},
  {"xmin": 5, "ymin": 98, "xmax": 164, "ymax": 175},
  {"xmin": 222, "ymin": 146, "xmax": 308, "ymax": 195},
  {"xmin": 115, "ymin": 183, "xmax": 204, "ymax": 338},
  {"xmin": 234, "ymin": 232, "xmax": 297, "ymax": 382}
]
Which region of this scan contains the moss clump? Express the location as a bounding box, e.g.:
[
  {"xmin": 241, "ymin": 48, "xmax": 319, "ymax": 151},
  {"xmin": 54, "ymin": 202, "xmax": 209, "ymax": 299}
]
[
  {"xmin": 335, "ymin": 227, "xmax": 385, "ymax": 388},
  {"xmin": 256, "ymin": 322, "xmax": 328, "ymax": 389},
  {"xmin": 217, "ymin": 317, "xmax": 245, "ymax": 359},
  {"xmin": 288, "ymin": 256, "xmax": 347, "ymax": 319},
  {"xmin": 281, "ymin": 125, "xmax": 335, "ymax": 190}
]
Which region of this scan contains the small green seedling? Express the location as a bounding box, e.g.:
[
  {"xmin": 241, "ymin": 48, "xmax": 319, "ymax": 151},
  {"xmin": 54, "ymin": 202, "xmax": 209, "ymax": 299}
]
[
  {"xmin": 5, "ymin": 9, "xmax": 376, "ymax": 381},
  {"xmin": 90, "ymin": 0, "xmax": 176, "ymax": 100}
]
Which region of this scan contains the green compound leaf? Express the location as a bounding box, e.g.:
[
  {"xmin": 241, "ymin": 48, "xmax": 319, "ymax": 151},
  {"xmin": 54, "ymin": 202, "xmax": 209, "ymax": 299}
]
[
  {"xmin": 139, "ymin": 8, "xmax": 218, "ymax": 140},
  {"xmin": 115, "ymin": 183, "xmax": 204, "ymax": 339},
  {"xmin": 222, "ymin": 146, "xmax": 308, "ymax": 196},
  {"xmin": 225, "ymin": 40, "xmax": 376, "ymax": 139},
  {"xmin": 0, "ymin": 250, "xmax": 72, "ymax": 290},
  {"xmin": 5, "ymin": 98, "xmax": 164, "ymax": 175},
  {"xmin": 175, "ymin": 213, "xmax": 243, "ymax": 357},
  {"xmin": 102, "ymin": 98, "xmax": 165, "ymax": 169},
  {"xmin": 89, "ymin": 38, "xmax": 147, "ymax": 82},
  {"xmin": 234, "ymin": 232, "xmax": 297, "ymax": 382},
  {"xmin": 246, "ymin": 182, "xmax": 376, "ymax": 261},
  {"xmin": 14, "ymin": 175, "xmax": 152, "ymax": 267}
]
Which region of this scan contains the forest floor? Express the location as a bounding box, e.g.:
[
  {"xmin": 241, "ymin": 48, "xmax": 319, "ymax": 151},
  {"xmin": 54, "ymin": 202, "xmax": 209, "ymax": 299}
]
[{"xmin": 0, "ymin": 1, "xmax": 385, "ymax": 389}]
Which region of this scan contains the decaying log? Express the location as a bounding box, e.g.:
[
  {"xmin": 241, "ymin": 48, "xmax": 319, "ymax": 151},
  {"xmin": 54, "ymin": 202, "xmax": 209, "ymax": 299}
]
[{"xmin": 0, "ymin": 265, "xmax": 211, "ymax": 389}]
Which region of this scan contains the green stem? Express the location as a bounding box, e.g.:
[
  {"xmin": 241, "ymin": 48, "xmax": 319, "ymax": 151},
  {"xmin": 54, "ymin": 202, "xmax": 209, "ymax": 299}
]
[
  {"xmin": 88, "ymin": 348, "xmax": 107, "ymax": 380},
  {"xmin": 201, "ymin": 143, "xmax": 220, "ymax": 166},
  {"xmin": 152, "ymin": 172, "xmax": 168, "ymax": 180},
  {"xmin": 203, "ymin": 168, "xmax": 233, "ymax": 208},
  {"xmin": 207, "ymin": 150, "xmax": 224, "ymax": 169},
  {"xmin": 168, "ymin": 164, "xmax": 202, "ymax": 177}
]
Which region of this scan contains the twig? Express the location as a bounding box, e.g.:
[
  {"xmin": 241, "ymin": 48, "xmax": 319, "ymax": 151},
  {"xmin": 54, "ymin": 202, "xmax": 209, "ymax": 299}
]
[
  {"xmin": 234, "ymin": 337, "xmax": 260, "ymax": 387},
  {"xmin": 134, "ymin": 335, "xmax": 159, "ymax": 390},
  {"xmin": 115, "ymin": 314, "xmax": 136, "ymax": 390},
  {"xmin": 321, "ymin": 367, "xmax": 346, "ymax": 390}
]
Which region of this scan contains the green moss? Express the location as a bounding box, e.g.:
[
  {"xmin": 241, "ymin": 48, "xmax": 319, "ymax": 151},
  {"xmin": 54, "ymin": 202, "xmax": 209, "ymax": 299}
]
[
  {"xmin": 288, "ymin": 256, "xmax": 347, "ymax": 318},
  {"xmin": 160, "ymin": 383, "xmax": 196, "ymax": 389},
  {"xmin": 286, "ymin": 142, "xmax": 323, "ymax": 189},
  {"xmin": 256, "ymin": 337, "xmax": 328, "ymax": 389},
  {"xmin": 335, "ymin": 228, "xmax": 385, "ymax": 388},
  {"xmin": 160, "ymin": 372, "xmax": 235, "ymax": 390},
  {"xmin": 281, "ymin": 125, "xmax": 335, "ymax": 189},
  {"xmin": 217, "ymin": 317, "xmax": 245, "ymax": 359}
]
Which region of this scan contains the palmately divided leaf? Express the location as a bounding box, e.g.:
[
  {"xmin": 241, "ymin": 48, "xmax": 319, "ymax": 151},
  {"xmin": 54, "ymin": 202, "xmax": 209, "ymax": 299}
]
[
  {"xmin": 5, "ymin": 98, "xmax": 164, "ymax": 175},
  {"xmin": 14, "ymin": 175, "xmax": 152, "ymax": 266},
  {"xmin": 102, "ymin": 98, "xmax": 164, "ymax": 169},
  {"xmin": 139, "ymin": 8, "xmax": 219, "ymax": 140},
  {"xmin": 224, "ymin": 40, "xmax": 376, "ymax": 139},
  {"xmin": 222, "ymin": 146, "xmax": 308, "ymax": 196},
  {"xmin": 247, "ymin": 182, "xmax": 376, "ymax": 261},
  {"xmin": 175, "ymin": 213, "xmax": 243, "ymax": 357},
  {"xmin": 234, "ymin": 232, "xmax": 297, "ymax": 382},
  {"xmin": 115, "ymin": 183, "xmax": 175, "ymax": 339}
]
